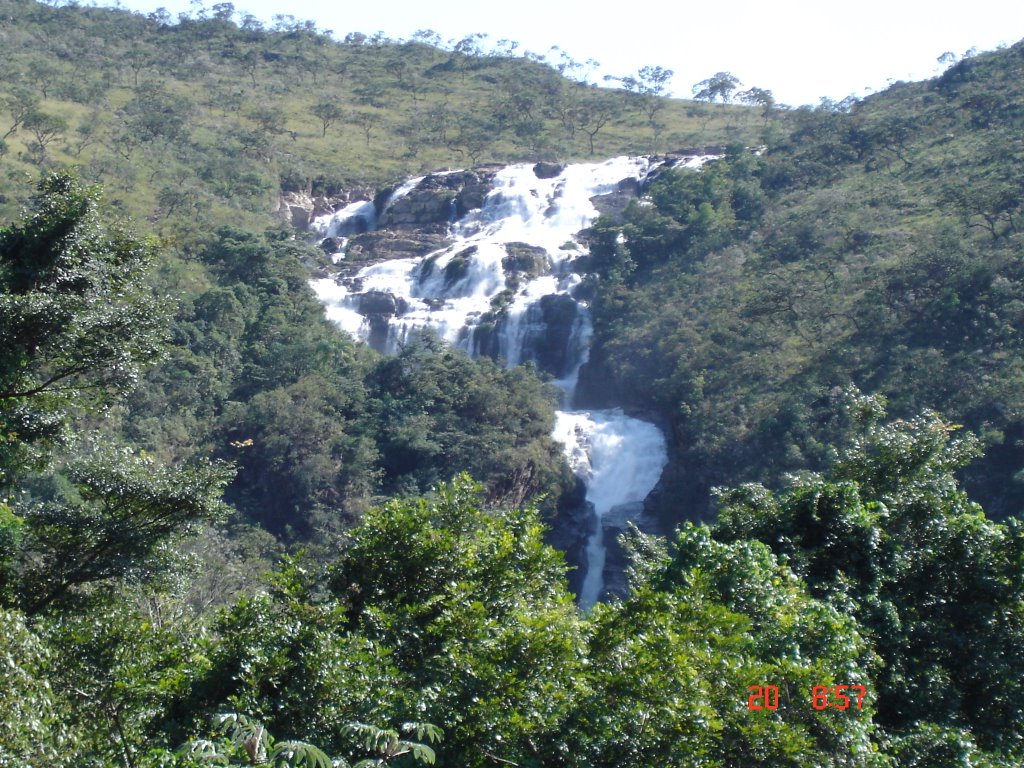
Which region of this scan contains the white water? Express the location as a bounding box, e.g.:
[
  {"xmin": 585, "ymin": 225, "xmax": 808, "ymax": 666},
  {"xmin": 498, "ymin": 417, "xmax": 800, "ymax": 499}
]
[
  {"xmin": 312, "ymin": 199, "xmax": 378, "ymax": 239},
  {"xmin": 311, "ymin": 157, "xmax": 654, "ymax": 359},
  {"xmin": 552, "ymin": 410, "xmax": 667, "ymax": 609},
  {"xmin": 311, "ymin": 156, "xmax": 706, "ymax": 606}
]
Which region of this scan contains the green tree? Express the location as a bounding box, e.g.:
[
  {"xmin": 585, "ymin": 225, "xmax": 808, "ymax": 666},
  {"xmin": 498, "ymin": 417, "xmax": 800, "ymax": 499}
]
[
  {"xmin": 715, "ymin": 393, "xmax": 1024, "ymax": 759},
  {"xmin": 577, "ymin": 94, "xmax": 617, "ymax": 156},
  {"xmin": 561, "ymin": 525, "xmax": 886, "ymax": 767},
  {"xmin": 181, "ymin": 714, "xmax": 441, "ymax": 767},
  {"xmin": 17, "ymin": 446, "xmax": 230, "ymax": 615},
  {"xmin": 22, "ymin": 110, "xmax": 67, "ymax": 163},
  {"xmin": 191, "ymin": 478, "xmax": 582, "ymax": 766},
  {"xmin": 693, "ymin": 71, "xmax": 740, "ymax": 103},
  {"xmin": 311, "ymin": 100, "xmax": 343, "ymax": 138},
  {"xmin": 617, "ymin": 65, "xmax": 673, "ymax": 115},
  {"xmin": 41, "ymin": 598, "xmax": 215, "ymax": 765},
  {"xmin": 737, "ymin": 86, "xmax": 775, "ymax": 122},
  {"xmin": 327, "ymin": 476, "xmax": 584, "ymax": 766},
  {"xmin": 1, "ymin": 87, "xmax": 41, "ymax": 141},
  {"xmin": 0, "ymin": 173, "xmax": 165, "ymax": 484},
  {"xmin": 0, "ymin": 607, "xmax": 70, "ymax": 765}
]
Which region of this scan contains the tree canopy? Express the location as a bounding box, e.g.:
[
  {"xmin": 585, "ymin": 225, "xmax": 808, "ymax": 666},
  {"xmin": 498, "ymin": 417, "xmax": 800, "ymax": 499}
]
[{"xmin": 0, "ymin": 173, "xmax": 165, "ymax": 484}]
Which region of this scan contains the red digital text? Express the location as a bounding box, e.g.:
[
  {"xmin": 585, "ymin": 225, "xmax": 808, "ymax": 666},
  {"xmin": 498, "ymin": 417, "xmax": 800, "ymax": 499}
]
[{"xmin": 747, "ymin": 684, "xmax": 868, "ymax": 711}]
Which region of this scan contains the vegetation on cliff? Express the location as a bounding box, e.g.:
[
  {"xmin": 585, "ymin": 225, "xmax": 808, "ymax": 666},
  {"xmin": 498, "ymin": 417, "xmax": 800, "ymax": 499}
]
[{"xmin": 582, "ymin": 40, "xmax": 1024, "ymax": 522}]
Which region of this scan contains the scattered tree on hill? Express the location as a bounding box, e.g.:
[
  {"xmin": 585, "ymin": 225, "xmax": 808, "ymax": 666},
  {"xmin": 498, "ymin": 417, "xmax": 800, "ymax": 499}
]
[
  {"xmin": 1, "ymin": 88, "xmax": 40, "ymax": 140},
  {"xmin": 578, "ymin": 96, "xmax": 616, "ymax": 155},
  {"xmin": 693, "ymin": 71, "xmax": 740, "ymax": 103},
  {"xmin": 737, "ymin": 86, "xmax": 775, "ymax": 121},
  {"xmin": 22, "ymin": 111, "xmax": 66, "ymax": 163},
  {"xmin": 611, "ymin": 64, "xmax": 674, "ymax": 132},
  {"xmin": 311, "ymin": 100, "xmax": 343, "ymax": 138}
]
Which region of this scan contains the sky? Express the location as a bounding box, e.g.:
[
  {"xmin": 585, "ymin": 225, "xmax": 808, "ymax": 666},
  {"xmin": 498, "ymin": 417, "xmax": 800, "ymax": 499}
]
[{"xmin": 104, "ymin": 0, "xmax": 1024, "ymax": 106}]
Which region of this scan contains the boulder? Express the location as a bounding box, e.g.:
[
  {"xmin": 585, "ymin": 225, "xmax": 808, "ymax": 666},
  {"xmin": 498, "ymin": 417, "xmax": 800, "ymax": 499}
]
[
  {"xmin": 455, "ymin": 181, "xmax": 491, "ymax": 217},
  {"xmin": 344, "ymin": 231, "xmax": 450, "ymax": 262},
  {"xmin": 502, "ymin": 242, "xmax": 551, "ymax": 278},
  {"xmin": 379, "ymin": 169, "xmax": 498, "ymax": 231},
  {"xmin": 533, "ymin": 161, "xmax": 565, "ymax": 179},
  {"xmin": 357, "ymin": 290, "xmax": 401, "ymax": 317},
  {"xmin": 589, "ymin": 176, "xmax": 643, "ymax": 221},
  {"xmin": 666, "ymin": 145, "xmax": 727, "ymax": 159},
  {"xmin": 319, "ymin": 236, "xmax": 344, "ymax": 255},
  {"xmin": 275, "ymin": 192, "xmax": 315, "ymax": 229},
  {"xmin": 276, "ymin": 189, "xmax": 376, "ymax": 231},
  {"xmin": 443, "ymin": 246, "xmax": 478, "ymax": 288}
]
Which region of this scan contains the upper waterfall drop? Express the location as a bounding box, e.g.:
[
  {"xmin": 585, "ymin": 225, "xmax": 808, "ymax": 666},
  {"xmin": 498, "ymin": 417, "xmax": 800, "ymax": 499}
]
[
  {"xmin": 311, "ymin": 154, "xmax": 716, "ymax": 605},
  {"xmin": 310, "ymin": 156, "xmax": 659, "ymax": 376}
]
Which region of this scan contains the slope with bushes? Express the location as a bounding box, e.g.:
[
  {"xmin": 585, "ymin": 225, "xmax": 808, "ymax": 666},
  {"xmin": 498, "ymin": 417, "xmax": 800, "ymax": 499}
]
[{"xmin": 580, "ymin": 40, "xmax": 1024, "ymax": 521}]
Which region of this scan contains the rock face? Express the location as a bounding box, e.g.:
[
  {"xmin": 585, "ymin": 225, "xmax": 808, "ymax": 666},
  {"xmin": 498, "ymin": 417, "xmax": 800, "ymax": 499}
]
[
  {"xmin": 545, "ymin": 477, "xmax": 593, "ymax": 597},
  {"xmin": 344, "ymin": 231, "xmax": 451, "ymax": 262},
  {"xmin": 599, "ymin": 502, "xmax": 649, "ymax": 600},
  {"xmin": 535, "ymin": 294, "xmax": 583, "ymax": 377},
  {"xmin": 356, "ymin": 290, "xmax": 409, "ymax": 352},
  {"xmin": 378, "ymin": 169, "xmax": 498, "ymax": 232},
  {"xmin": 533, "ymin": 161, "xmax": 565, "ymax": 179},
  {"xmin": 276, "ymin": 191, "xmax": 319, "ymax": 229},
  {"xmin": 276, "ymin": 188, "xmax": 375, "ymax": 230},
  {"xmin": 471, "ymin": 294, "xmax": 584, "ymax": 379}
]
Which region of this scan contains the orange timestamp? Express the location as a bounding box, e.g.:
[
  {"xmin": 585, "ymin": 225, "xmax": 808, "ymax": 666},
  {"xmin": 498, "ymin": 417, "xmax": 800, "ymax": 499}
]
[{"xmin": 747, "ymin": 685, "xmax": 868, "ymax": 711}]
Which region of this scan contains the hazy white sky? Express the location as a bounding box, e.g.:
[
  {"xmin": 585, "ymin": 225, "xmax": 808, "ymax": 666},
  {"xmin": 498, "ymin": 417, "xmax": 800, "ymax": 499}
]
[{"xmin": 107, "ymin": 0, "xmax": 1024, "ymax": 105}]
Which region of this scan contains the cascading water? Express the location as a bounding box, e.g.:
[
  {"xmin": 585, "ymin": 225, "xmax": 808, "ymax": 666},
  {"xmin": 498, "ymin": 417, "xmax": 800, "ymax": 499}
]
[
  {"xmin": 311, "ymin": 154, "xmax": 714, "ymax": 607},
  {"xmin": 552, "ymin": 409, "xmax": 667, "ymax": 608}
]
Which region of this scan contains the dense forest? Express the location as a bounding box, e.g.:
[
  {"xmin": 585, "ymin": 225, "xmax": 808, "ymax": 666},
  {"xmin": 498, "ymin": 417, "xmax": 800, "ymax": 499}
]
[{"xmin": 2, "ymin": 0, "xmax": 1024, "ymax": 764}]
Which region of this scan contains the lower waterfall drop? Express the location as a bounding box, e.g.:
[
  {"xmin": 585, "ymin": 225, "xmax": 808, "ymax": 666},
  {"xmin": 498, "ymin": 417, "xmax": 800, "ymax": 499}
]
[{"xmin": 552, "ymin": 410, "xmax": 667, "ymax": 609}]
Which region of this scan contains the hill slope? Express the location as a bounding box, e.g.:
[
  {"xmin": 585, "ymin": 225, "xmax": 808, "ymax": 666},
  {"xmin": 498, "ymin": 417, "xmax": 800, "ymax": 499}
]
[
  {"xmin": 577, "ymin": 40, "xmax": 1024, "ymax": 521},
  {"xmin": 0, "ymin": 0, "xmax": 761, "ymax": 229}
]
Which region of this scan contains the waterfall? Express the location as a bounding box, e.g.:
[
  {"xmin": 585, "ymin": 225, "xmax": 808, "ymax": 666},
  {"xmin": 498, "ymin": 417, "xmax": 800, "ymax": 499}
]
[
  {"xmin": 311, "ymin": 155, "xmax": 712, "ymax": 607},
  {"xmin": 552, "ymin": 410, "xmax": 667, "ymax": 608}
]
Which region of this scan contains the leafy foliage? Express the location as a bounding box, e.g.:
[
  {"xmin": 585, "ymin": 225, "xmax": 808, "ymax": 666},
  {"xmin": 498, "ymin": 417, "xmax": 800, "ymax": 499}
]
[
  {"xmin": 0, "ymin": 172, "xmax": 165, "ymax": 483},
  {"xmin": 182, "ymin": 713, "xmax": 335, "ymax": 767},
  {"xmin": 17, "ymin": 445, "xmax": 231, "ymax": 614},
  {"xmin": 0, "ymin": 608, "xmax": 67, "ymax": 766},
  {"xmin": 179, "ymin": 714, "xmax": 441, "ymax": 767},
  {"xmin": 2, "ymin": 4, "xmax": 1024, "ymax": 765},
  {"xmin": 715, "ymin": 394, "xmax": 1024, "ymax": 760}
]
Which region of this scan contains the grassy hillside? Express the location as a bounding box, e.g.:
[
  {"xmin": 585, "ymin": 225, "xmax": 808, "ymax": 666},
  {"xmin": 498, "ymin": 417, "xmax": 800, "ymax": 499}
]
[{"xmin": 0, "ymin": 0, "xmax": 762, "ymax": 231}]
